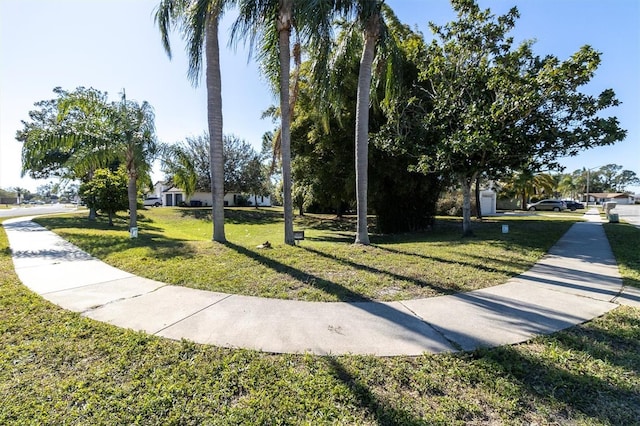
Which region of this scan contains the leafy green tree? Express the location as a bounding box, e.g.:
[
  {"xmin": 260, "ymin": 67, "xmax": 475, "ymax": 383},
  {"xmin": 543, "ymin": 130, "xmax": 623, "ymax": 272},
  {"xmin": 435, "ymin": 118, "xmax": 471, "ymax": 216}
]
[
  {"xmin": 161, "ymin": 133, "xmax": 268, "ymax": 197},
  {"xmin": 244, "ymin": 156, "xmax": 269, "ymax": 208},
  {"xmin": 79, "ymin": 168, "xmax": 128, "ymax": 226},
  {"xmin": 597, "ymin": 164, "xmax": 640, "ymax": 192},
  {"xmin": 614, "ymin": 170, "xmax": 639, "ymax": 192},
  {"xmin": 52, "ymin": 90, "xmax": 157, "ymax": 232},
  {"xmin": 290, "ymin": 10, "xmax": 443, "ymax": 231},
  {"xmin": 418, "ymin": 0, "xmax": 625, "ymax": 236},
  {"xmin": 18, "ymin": 87, "xmax": 156, "ymax": 224},
  {"xmin": 289, "ymin": 57, "xmax": 356, "ymax": 217},
  {"xmin": 156, "ymin": 0, "xmax": 229, "ymax": 242},
  {"xmin": 17, "ymin": 87, "xmax": 112, "ymax": 183}
]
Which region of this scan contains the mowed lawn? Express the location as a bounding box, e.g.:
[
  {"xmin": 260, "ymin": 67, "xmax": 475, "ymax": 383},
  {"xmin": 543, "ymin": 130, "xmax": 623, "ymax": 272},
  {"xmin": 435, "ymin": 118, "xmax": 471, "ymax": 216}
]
[
  {"xmin": 1, "ymin": 214, "xmax": 639, "ymax": 424},
  {"xmin": 34, "ymin": 207, "xmax": 583, "ymax": 302}
]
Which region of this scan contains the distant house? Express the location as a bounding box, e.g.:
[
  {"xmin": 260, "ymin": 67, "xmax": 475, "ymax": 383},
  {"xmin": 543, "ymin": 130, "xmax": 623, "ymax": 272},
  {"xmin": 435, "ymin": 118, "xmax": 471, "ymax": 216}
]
[
  {"xmin": 583, "ymin": 192, "xmax": 634, "ymax": 205},
  {"xmin": 149, "ymin": 182, "xmax": 271, "ymax": 207}
]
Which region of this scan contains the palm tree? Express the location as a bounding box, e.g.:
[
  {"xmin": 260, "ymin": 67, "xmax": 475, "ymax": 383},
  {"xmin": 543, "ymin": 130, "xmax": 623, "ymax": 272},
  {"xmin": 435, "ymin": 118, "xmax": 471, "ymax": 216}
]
[
  {"xmin": 557, "ymin": 174, "xmax": 578, "ymax": 200},
  {"xmin": 503, "ymin": 170, "xmax": 556, "ymax": 210},
  {"xmin": 331, "ymin": 0, "xmax": 395, "ymax": 245},
  {"xmin": 112, "ymin": 93, "xmax": 157, "ymax": 232},
  {"xmin": 160, "ymin": 142, "xmax": 198, "ymax": 198},
  {"xmin": 233, "ymin": 0, "xmax": 336, "ymax": 245},
  {"xmin": 155, "ymin": 0, "xmax": 228, "ymax": 242},
  {"xmin": 13, "ymin": 187, "xmax": 27, "ymax": 205}
]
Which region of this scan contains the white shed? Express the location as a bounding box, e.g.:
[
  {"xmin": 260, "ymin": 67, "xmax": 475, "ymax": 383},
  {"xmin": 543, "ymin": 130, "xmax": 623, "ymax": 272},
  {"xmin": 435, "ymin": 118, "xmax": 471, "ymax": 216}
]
[{"xmin": 480, "ymin": 189, "xmax": 497, "ymax": 215}]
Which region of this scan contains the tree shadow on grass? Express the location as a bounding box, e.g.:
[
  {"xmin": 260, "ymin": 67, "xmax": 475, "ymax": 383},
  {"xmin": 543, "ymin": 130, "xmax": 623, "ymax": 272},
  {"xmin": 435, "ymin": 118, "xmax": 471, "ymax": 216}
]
[
  {"xmin": 304, "ymin": 232, "xmax": 355, "ymax": 244},
  {"xmin": 35, "ymin": 216, "xmax": 197, "ymax": 261},
  {"xmin": 223, "ymin": 241, "xmax": 455, "ymax": 344},
  {"xmin": 324, "ymin": 357, "xmax": 427, "ymax": 425},
  {"xmin": 374, "ymin": 244, "xmax": 532, "ymax": 277},
  {"xmin": 300, "ymin": 246, "xmax": 455, "ymax": 296},
  {"xmin": 224, "ymin": 241, "xmax": 366, "ymax": 302},
  {"xmin": 296, "ymin": 215, "xmax": 358, "ymax": 232},
  {"xmin": 475, "ymin": 310, "xmax": 640, "ymax": 424},
  {"xmin": 178, "ymin": 207, "xmax": 284, "ymax": 225}
]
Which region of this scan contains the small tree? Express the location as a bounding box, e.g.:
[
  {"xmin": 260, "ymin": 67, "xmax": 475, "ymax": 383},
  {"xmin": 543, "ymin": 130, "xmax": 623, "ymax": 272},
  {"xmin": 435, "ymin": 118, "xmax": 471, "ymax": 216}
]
[{"xmin": 79, "ymin": 168, "xmax": 128, "ymax": 226}]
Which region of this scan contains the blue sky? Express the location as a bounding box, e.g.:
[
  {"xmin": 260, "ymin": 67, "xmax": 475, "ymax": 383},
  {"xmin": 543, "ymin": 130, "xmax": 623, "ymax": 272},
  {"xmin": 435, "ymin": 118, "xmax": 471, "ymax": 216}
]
[{"xmin": 1, "ymin": 0, "xmax": 638, "ymax": 193}]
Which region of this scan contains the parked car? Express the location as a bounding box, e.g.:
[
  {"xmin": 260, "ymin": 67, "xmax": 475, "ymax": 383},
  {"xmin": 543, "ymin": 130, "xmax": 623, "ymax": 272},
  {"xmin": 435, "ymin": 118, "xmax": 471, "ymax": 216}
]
[
  {"xmin": 527, "ymin": 199, "xmax": 567, "ymax": 212},
  {"xmin": 563, "ymin": 200, "xmax": 584, "ymax": 211},
  {"xmin": 143, "ymin": 197, "xmax": 162, "ymax": 207}
]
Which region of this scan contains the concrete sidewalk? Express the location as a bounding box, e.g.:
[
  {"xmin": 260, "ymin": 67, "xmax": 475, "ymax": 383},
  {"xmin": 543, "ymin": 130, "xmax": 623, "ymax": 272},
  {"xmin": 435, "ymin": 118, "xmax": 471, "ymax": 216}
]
[{"xmin": 4, "ymin": 210, "xmax": 638, "ymax": 356}]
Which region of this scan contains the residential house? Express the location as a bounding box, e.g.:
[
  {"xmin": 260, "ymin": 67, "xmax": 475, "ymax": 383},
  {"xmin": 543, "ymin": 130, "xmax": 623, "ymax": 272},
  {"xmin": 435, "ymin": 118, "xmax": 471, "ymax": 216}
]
[
  {"xmin": 583, "ymin": 192, "xmax": 634, "ymax": 205},
  {"xmin": 149, "ymin": 182, "xmax": 271, "ymax": 207}
]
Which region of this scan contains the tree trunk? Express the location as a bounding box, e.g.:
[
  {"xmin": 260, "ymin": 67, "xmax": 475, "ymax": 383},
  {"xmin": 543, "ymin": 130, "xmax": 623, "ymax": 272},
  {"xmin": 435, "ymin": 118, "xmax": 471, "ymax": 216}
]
[
  {"xmin": 87, "ymin": 170, "xmax": 96, "ymax": 220},
  {"xmin": 278, "ymin": 4, "xmax": 295, "ymax": 245},
  {"xmin": 461, "ymin": 174, "xmax": 475, "ymax": 237},
  {"xmin": 205, "ymin": 16, "xmax": 226, "ymax": 243},
  {"xmin": 354, "ymin": 22, "xmax": 378, "ymax": 245},
  {"xmin": 475, "ymin": 175, "xmax": 482, "ymax": 220},
  {"xmin": 127, "ymin": 149, "xmax": 138, "ymax": 233},
  {"xmin": 128, "ymin": 172, "xmax": 138, "ymax": 232}
]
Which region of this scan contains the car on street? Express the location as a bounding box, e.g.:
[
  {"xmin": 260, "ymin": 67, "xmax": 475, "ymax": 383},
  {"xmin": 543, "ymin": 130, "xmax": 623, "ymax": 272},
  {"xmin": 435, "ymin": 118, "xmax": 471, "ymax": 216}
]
[
  {"xmin": 527, "ymin": 199, "xmax": 567, "ymax": 212},
  {"xmin": 143, "ymin": 197, "xmax": 162, "ymax": 207},
  {"xmin": 564, "ymin": 200, "xmax": 584, "ymax": 211}
]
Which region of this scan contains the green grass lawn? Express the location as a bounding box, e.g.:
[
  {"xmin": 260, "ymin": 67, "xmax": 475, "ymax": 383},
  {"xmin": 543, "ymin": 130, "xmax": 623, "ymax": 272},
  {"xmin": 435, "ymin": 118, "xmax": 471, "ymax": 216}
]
[
  {"xmin": 603, "ymin": 221, "xmax": 640, "ymax": 289},
  {"xmin": 33, "ymin": 207, "xmax": 584, "ymax": 302},
  {"xmin": 1, "ymin": 214, "xmax": 639, "ymax": 424}
]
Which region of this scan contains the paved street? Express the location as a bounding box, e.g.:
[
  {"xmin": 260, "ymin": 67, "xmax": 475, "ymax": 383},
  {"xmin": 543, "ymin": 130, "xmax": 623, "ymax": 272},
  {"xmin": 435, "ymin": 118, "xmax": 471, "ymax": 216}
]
[
  {"xmin": 612, "ymin": 204, "xmax": 640, "ymax": 227},
  {"xmin": 0, "ymin": 204, "xmax": 76, "ymax": 218}
]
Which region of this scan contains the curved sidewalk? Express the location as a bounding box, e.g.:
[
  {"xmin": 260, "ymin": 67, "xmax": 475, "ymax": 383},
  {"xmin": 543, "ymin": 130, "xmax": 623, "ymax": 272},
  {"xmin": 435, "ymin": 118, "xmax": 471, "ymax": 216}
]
[{"xmin": 4, "ymin": 212, "xmax": 639, "ymax": 356}]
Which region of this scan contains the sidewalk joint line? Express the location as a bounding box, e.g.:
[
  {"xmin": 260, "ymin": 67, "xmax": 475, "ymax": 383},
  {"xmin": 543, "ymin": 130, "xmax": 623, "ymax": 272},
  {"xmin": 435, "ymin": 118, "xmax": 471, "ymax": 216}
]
[
  {"xmin": 153, "ymin": 294, "xmax": 234, "ymax": 335},
  {"xmin": 39, "ymin": 275, "xmax": 140, "ymax": 296},
  {"xmin": 399, "ymin": 301, "xmax": 462, "ymax": 352}
]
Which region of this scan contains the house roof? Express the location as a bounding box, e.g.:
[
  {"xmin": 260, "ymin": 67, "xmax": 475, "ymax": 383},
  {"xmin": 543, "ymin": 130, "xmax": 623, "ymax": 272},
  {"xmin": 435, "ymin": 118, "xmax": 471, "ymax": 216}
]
[{"xmin": 587, "ymin": 192, "xmax": 630, "ymax": 199}]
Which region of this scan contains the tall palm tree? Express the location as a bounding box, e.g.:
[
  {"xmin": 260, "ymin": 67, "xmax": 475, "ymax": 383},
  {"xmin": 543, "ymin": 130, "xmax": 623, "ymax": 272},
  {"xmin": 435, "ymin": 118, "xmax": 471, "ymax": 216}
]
[
  {"xmin": 155, "ymin": 0, "xmax": 228, "ymax": 242},
  {"xmin": 353, "ymin": 4, "xmax": 381, "ymax": 245},
  {"xmin": 233, "ymin": 0, "xmax": 336, "ymax": 245},
  {"xmin": 331, "ymin": 0, "xmax": 395, "ymax": 245}
]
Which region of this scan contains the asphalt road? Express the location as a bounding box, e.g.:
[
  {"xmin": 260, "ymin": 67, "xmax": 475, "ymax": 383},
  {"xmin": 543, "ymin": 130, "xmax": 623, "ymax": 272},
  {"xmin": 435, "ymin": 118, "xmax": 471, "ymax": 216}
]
[
  {"xmin": 613, "ymin": 204, "xmax": 640, "ymax": 227},
  {"xmin": 0, "ymin": 204, "xmax": 77, "ymax": 218}
]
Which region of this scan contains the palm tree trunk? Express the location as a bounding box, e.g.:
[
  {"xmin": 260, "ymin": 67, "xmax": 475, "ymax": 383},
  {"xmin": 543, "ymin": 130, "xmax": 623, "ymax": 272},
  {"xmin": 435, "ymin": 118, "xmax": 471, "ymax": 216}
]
[
  {"xmin": 354, "ymin": 27, "xmax": 377, "ymax": 245},
  {"xmin": 278, "ymin": 3, "xmax": 295, "ymax": 245},
  {"xmin": 128, "ymin": 172, "xmax": 138, "ymax": 231},
  {"xmin": 127, "ymin": 148, "xmax": 138, "ymax": 232},
  {"xmin": 206, "ymin": 16, "xmax": 226, "ymax": 243}
]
